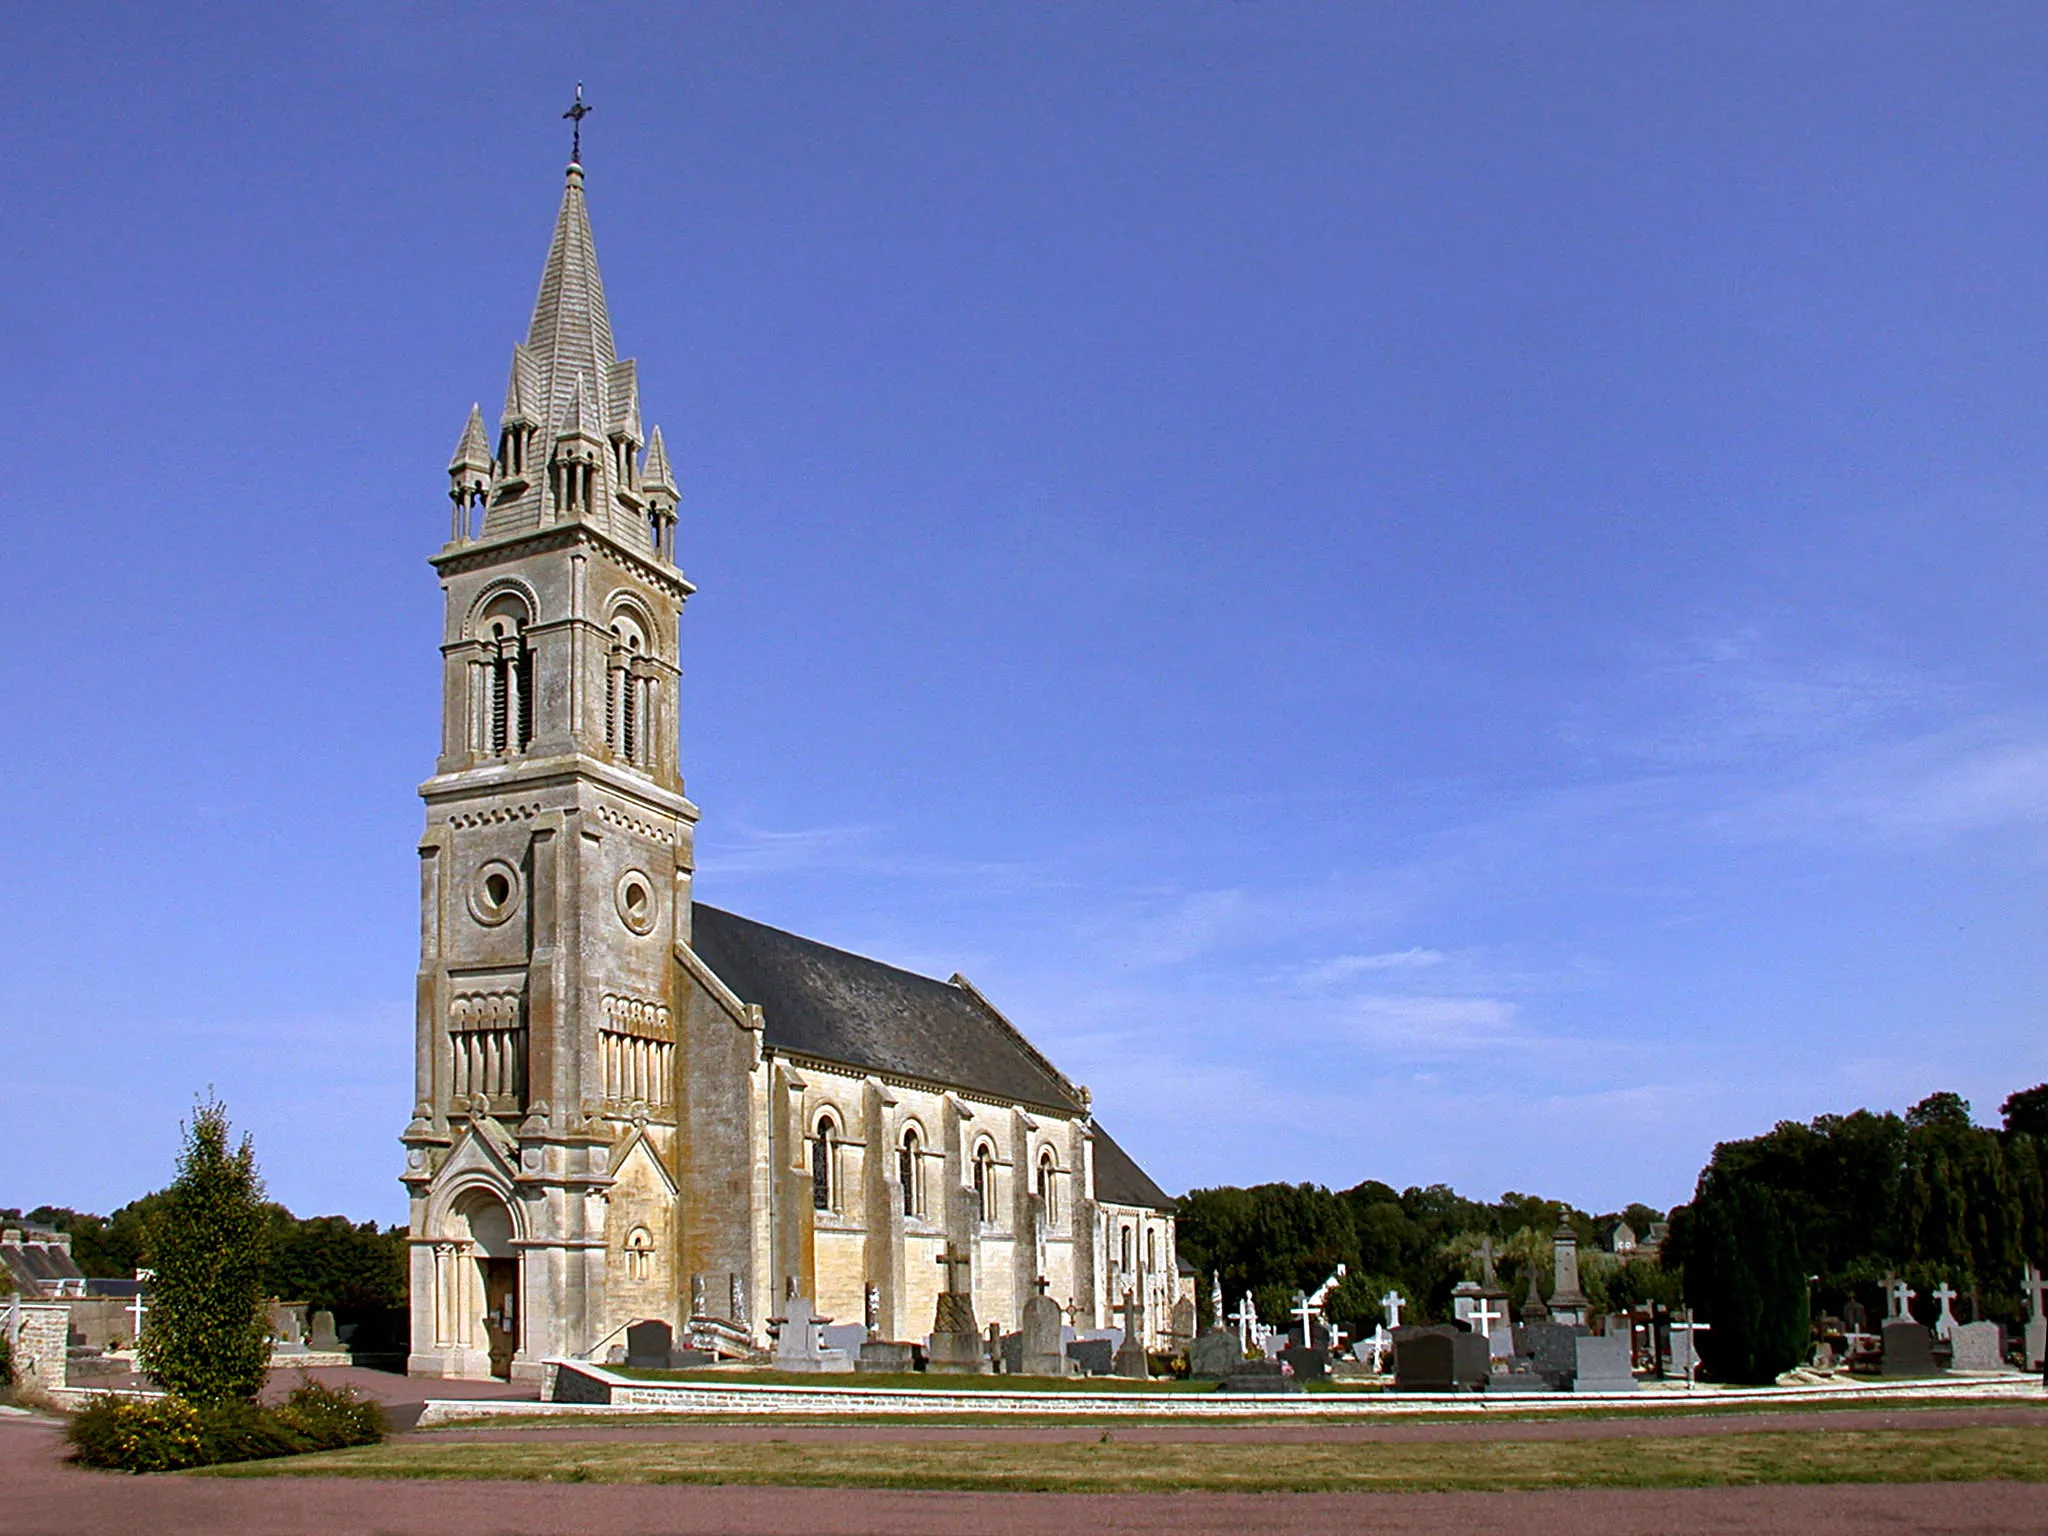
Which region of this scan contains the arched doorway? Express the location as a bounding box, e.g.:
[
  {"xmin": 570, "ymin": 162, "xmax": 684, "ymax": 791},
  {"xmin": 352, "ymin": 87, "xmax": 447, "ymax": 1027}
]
[{"xmin": 458, "ymin": 1191, "xmax": 519, "ymax": 1379}]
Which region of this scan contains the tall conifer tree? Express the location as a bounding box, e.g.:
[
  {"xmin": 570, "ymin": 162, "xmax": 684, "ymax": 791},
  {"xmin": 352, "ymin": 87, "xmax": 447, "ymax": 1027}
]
[{"xmin": 137, "ymin": 1096, "xmax": 273, "ymax": 1403}]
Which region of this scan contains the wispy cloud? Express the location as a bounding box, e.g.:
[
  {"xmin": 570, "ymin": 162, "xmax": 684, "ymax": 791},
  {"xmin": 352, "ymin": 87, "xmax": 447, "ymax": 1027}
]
[{"xmin": 1296, "ymin": 948, "xmax": 1447, "ymax": 986}]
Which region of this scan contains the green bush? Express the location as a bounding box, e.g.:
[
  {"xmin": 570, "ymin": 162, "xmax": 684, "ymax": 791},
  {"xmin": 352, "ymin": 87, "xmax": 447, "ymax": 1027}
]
[
  {"xmin": 65, "ymin": 1381, "xmax": 384, "ymax": 1473},
  {"xmin": 0, "ymin": 1331, "xmax": 13, "ymax": 1388}
]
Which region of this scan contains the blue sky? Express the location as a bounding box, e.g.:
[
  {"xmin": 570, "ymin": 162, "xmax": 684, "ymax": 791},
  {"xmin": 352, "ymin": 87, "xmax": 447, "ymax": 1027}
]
[{"xmin": 4, "ymin": 3, "xmax": 2046, "ymax": 1226}]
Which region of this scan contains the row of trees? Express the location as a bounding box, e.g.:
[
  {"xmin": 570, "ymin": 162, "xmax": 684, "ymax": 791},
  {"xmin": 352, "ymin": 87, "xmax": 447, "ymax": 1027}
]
[
  {"xmin": 1668, "ymin": 1086, "xmax": 2048, "ymax": 1382},
  {"xmin": 1177, "ymin": 1083, "xmax": 2048, "ymax": 1387},
  {"xmin": 1175, "ymin": 1178, "xmax": 1676, "ymax": 1336}
]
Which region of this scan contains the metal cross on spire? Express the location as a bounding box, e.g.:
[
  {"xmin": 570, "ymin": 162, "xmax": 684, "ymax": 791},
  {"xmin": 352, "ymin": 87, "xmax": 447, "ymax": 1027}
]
[{"xmin": 564, "ymin": 82, "xmax": 593, "ymax": 164}]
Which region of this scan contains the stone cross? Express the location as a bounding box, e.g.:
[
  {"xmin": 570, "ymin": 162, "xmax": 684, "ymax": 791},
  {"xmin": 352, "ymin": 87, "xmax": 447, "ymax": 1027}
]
[
  {"xmin": 1293, "ymin": 1290, "xmax": 1316, "ymax": 1348},
  {"xmin": 2025, "ymin": 1264, "xmax": 2047, "ymax": 1324},
  {"xmin": 1229, "ymin": 1293, "xmax": 1258, "ymax": 1353},
  {"xmin": 937, "ymin": 1243, "xmax": 973, "ymax": 1295},
  {"xmin": 1381, "ymin": 1289, "xmax": 1406, "ymax": 1330},
  {"xmin": 1470, "ymin": 1295, "xmax": 1503, "ymax": 1338},
  {"xmin": 1889, "ymin": 1278, "xmax": 1916, "ymax": 1321},
  {"xmin": 1121, "ymin": 1288, "xmax": 1142, "ymax": 1345},
  {"xmin": 128, "ymin": 1268, "xmax": 153, "ymax": 1347},
  {"xmin": 1210, "ymin": 1270, "xmax": 1224, "ymax": 1331},
  {"xmin": 1931, "ymin": 1283, "xmax": 1960, "ymax": 1340},
  {"xmin": 1478, "ymin": 1236, "xmax": 1497, "ymax": 1288}
]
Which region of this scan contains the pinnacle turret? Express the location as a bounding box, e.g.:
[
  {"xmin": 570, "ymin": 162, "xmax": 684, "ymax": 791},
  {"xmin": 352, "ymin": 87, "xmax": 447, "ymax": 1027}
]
[{"xmin": 449, "ymin": 403, "xmax": 492, "ymax": 476}]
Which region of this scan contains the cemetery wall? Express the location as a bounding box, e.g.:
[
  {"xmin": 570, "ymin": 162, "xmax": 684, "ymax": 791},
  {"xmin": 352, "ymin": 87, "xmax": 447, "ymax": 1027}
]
[{"xmin": 8, "ymin": 1302, "xmax": 69, "ymax": 1390}]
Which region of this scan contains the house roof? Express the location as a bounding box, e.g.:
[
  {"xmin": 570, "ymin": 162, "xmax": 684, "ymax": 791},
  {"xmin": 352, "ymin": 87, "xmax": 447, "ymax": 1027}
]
[
  {"xmin": 688, "ymin": 904, "xmax": 1085, "ymax": 1115},
  {"xmin": 1092, "ymin": 1125, "xmax": 1175, "ymax": 1212}
]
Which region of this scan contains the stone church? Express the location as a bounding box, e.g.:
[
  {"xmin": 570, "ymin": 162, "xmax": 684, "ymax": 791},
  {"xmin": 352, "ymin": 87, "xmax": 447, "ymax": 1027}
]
[{"xmin": 402, "ymin": 151, "xmax": 1179, "ymax": 1382}]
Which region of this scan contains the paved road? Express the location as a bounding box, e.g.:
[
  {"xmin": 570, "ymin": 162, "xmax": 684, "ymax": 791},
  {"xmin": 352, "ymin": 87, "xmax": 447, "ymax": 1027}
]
[{"xmin": 8, "ymin": 1408, "xmax": 2048, "ymax": 1536}]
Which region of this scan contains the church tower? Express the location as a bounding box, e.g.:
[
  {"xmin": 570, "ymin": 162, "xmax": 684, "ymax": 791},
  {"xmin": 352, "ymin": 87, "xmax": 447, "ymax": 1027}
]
[{"xmin": 402, "ymin": 148, "xmax": 699, "ymax": 1381}]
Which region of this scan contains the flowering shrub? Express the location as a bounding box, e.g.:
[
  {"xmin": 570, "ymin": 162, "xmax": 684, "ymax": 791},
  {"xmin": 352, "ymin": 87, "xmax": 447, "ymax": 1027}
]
[{"xmin": 66, "ymin": 1381, "xmax": 383, "ymax": 1472}]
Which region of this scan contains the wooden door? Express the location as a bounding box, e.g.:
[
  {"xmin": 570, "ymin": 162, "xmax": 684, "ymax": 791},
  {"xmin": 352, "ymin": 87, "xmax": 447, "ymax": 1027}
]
[{"xmin": 482, "ymin": 1258, "xmax": 519, "ymax": 1379}]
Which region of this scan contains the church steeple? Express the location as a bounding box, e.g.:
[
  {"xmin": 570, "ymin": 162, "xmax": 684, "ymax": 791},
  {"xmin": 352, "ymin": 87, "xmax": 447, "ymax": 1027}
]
[{"xmin": 471, "ymin": 159, "xmax": 670, "ymax": 559}]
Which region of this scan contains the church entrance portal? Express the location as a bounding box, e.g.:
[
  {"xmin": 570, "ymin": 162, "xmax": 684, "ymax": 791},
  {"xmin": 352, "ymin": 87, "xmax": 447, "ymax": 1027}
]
[{"xmin": 482, "ymin": 1258, "xmax": 518, "ymax": 1379}]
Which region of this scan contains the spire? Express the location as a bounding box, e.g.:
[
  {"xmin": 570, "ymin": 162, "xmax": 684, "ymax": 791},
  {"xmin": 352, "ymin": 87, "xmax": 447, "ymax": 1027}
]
[
  {"xmin": 642, "ymin": 425, "xmax": 676, "ymax": 504},
  {"xmin": 524, "ymin": 163, "xmax": 616, "ymax": 444},
  {"xmin": 448, "ymin": 403, "xmax": 492, "ymax": 477}
]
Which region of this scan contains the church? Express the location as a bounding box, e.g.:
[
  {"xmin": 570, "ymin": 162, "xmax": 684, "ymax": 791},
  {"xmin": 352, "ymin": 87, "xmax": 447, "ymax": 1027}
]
[{"xmin": 401, "ymin": 146, "xmax": 1180, "ymax": 1382}]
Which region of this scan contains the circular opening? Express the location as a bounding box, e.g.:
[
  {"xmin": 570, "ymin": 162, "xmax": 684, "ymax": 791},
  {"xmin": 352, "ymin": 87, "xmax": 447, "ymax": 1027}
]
[
  {"xmin": 484, "ymin": 872, "xmax": 511, "ymax": 907},
  {"xmin": 625, "ymin": 881, "xmax": 648, "ymax": 916}
]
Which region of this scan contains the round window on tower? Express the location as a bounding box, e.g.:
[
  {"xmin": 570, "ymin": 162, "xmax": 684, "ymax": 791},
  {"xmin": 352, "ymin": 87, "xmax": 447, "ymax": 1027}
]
[
  {"xmin": 468, "ymin": 860, "xmax": 522, "ymax": 927},
  {"xmin": 616, "ymin": 869, "xmax": 656, "ymax": 935}
]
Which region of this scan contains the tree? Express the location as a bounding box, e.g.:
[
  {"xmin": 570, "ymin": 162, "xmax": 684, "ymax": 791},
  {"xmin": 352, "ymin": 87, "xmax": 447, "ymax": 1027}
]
[
  {"xmin": 1683, "ymin": 1169, "xmax": 1809, "ymax": 1385},
  {"xmin": 2001, "ymin": 1084, "xmax": 2048, "ymax": 1141},
  {"xmin": 1906, "ymin": 1091, "xmax": 1972, "ymax": 1132},
  {"xmin": 137, "ymin": 1097, "xmax": 274, "ymax": 1404}
]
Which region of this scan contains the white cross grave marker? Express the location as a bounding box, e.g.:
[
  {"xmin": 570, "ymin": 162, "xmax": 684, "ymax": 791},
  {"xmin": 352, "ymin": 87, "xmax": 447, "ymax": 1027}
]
[
  {"xmin": 1230, "ymin": 1293, "xmax": 1258, "ymax": 1354},
  {"xmin": 1889, "ymin": 1278, "xmax": 1916, "ymax": 1321},
  {"xmin": 1381, "ymin": 1290, "xmax": 1406, "ymax": 1330},
  {"xmin": 1470, "ymin": 1295, "xmax": 1504, "ymax": 1339},
  {"xmin": 2025, "ymin": 1264, "xmax": 2047, "ymax": 1323},
  {"xmin": 128, "ymin": 1268, "xmax": 154, "ymax": 1350},
  {"xmin": 1293, "ymin": 1291, "xmax": 1317, "ymax": 1348},
  {"xmin": 1930, "ymin": 1283, "xmax": 1960, "ymax": 1340}
]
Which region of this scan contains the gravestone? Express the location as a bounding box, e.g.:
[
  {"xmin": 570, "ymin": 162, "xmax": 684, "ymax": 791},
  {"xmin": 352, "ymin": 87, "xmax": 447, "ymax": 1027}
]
[
  {"xmin": 1113, "ymin": 1292, "xmax": 1150, "ymax": 1379},
  {"xmin": 1220, "ymin": 1357, "xmax": 1302, "ymax": 1394},
  {"xmin": 1486, "ymin": 1361, "xmax": 1555, "ymax": 1394},
  {"xmin": 1548, "ymin": 1224, "xmax": 1587, "ymax": 1326},
  {"xmin": 857, "ymin": 1340, "xmax": 917, "ymax": 1373},
  {"xmin": 1279, "ymin": 1344, "xmax": 1328, "ymax": 1382},
  {"xmin": 1066, "ymin": 1337, "xmax": 1114, "ymax": 1376},
  {"xmin": 1572, "ymin": 1334, "xmax": 1637, "ymax": 1392},
  {"xmin": 1881, "ymin": 1319, "xmax": 1939, "ymax": 1377},
  {"xmin": 999, "ymin": 1331, "xmax": 1024, "ymax": 1375},
  {"xmin": 1949, "ymin": 1320, "xmax": 2008, "ymax": 1372},
  {"xmin": 821, "ymin": 1322, "xmax": 867, "ymax": 1354},
  {"xmin": 926, "ymin": 1244, "xmax": 987, "ymax": 1374},
  {"xmin": 307, "ymin": 1310, "xmax": 340, "ymax": 1352},
  {"xmin": 1188, "ymin": 1329, "xmax": 1242, "ymax": 1381},
  {"xmin": 269, "ymin": 1302, "xmax": 309, "ymax": 1354},
  {"xmin": 1668, "ymin": 1325, "xmax": 1700, "ymax": 1380},
  {"xmin": 1394, "ymin": 1330, "xmax": 1455, "ymax": 1391},
  {"xmin": 625, "ymin": 1318, "xmax": 674, "ymax": 1368},
  {"xmin": 1021, "ymin": 1281, "xmax": 1066, "ymax": 1376},
  {"xmin": 773, "ymin": 1298, "xmax": 853, "ymax": 1373},
  {"xmin": 1841, "ymin": 1296, "xmax": 1868, "ymax": 1335},
  {"xmin": 1525, "ymin": 1323, "xmax": 1582, "ymax": 1389},
  {"xmin": 2024, "ymin": 1266, "xmax": 2047, "ymax": 1371}
]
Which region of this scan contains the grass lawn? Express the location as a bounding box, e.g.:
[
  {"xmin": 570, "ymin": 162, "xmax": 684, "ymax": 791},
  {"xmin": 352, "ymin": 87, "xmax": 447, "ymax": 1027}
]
[{"xmin": 197, "ymin": 1424, "xmax": 2048, "ymax": 1493}]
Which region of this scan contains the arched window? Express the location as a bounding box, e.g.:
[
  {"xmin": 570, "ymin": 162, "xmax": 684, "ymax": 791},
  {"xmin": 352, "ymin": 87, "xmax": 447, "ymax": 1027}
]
[
  {"xmin": 477, "ymin": 596, "xmax": 534, "ymax": 756},
  {"xmin": 605, "ymin": 614, "xmax": 650, "ymax": 766},
  {"xmin": 1146, "ymin": 1228, "xmax": 1158, "ymax": 1273},
  {"xmin": 1036, "ymin": 1148, "xmax": 1058, "ymax": 1226},
  {"xmin": 811, "ymin": 1113, "xmax": 838, "ymax": 1212},
  {"xmin": 899, "ymin": 1123, "xmax": 924, "ymax": 1219},
  {"xmin": 624, "ymin": 1226, "xmax": 654, "ymax": 1283},
  {"xmin": 1120, "ymin": 1224, "xmax": 1132, "ymax": 1273},
  {"xmin": 973, "ymin": 1141, "xmax": 996, "ymax": 1225}
]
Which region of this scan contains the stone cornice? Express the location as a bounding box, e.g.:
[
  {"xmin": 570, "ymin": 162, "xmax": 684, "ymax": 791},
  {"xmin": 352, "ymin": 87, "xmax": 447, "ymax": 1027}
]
[{"xmin": 431, "ymin": 521, "xmax": 695, "ymax": 603}]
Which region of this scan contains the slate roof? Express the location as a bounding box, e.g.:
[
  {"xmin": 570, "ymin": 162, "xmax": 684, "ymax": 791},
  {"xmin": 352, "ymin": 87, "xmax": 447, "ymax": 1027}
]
[
  {"xmin": 688, "ymin": 903, "xmax": 1085, "ymax": 1114},
  {"xmin": 1091, "ymin": 1125, "xmax": 1176, "ymax": 1212}
]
